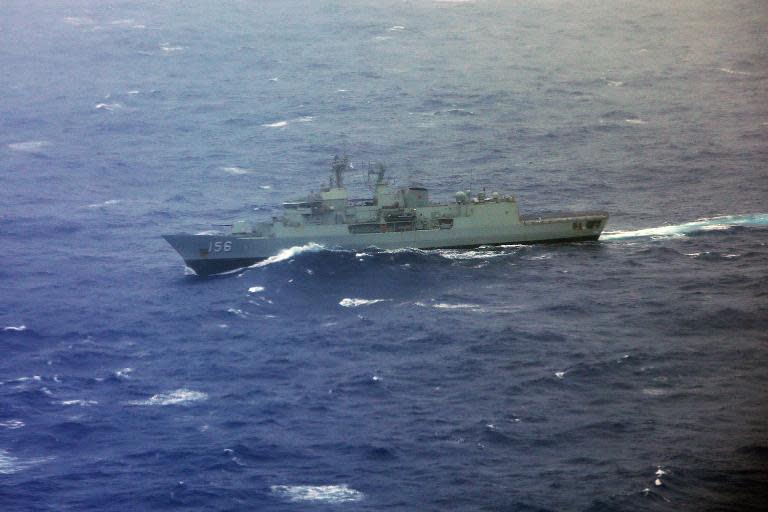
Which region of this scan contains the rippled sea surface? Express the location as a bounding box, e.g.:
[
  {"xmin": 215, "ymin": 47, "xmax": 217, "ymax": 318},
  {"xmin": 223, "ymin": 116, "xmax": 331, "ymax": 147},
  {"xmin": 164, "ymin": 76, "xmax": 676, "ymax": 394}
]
[{"xmin": 2, "ymin": 1, "xmax": 767, "ymax": 510}]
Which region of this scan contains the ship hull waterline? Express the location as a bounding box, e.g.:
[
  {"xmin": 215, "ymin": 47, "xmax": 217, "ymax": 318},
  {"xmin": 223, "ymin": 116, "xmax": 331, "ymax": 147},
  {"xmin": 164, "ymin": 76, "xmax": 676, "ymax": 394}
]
[{"xmin": 164, "ymin": 231, "xmax": 603, "ymax": 277}]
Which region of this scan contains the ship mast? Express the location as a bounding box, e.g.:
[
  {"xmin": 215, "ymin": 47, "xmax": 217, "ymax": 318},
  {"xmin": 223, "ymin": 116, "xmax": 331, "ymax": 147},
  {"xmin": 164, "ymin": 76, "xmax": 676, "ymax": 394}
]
[{"xmin": 331, "ymin": 154, "xmax": 348, "ymax": 189}]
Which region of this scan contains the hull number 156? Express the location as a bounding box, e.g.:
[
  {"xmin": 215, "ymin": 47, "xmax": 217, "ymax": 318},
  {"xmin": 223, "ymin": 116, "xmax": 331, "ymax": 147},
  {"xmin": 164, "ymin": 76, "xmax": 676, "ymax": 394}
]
[{"xmin": 209, "ymin": 240, "xmax": 232, "ymax": 253}]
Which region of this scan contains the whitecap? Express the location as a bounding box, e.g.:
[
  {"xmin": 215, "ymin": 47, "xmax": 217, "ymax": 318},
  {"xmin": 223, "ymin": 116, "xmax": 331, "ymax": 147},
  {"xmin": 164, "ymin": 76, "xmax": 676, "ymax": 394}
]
[
  {"xmin": 63, "ymin": 16, "xmax": 94, "ymax": 26},
  {"xmin": 389, "ymin": 25, "xmax": 405, "ymax": 31},
  {"xmin": 60, "ymin": 399, "xmax": 98, "ymax": 406},
  {"xmin": 248, "ymin": 286, "xmax": 265, "ymax": 293},
  {"xmin": 87, "ymin": 199, "xmax": 122, "ymax": 208},
  {"xmin": 94, "ymin": 102, "xmax": 123, "ymax": 111},
  {"xmin": 259, "ymin": 185, "xmax": 272, "ymax": 189},
  {"xmin": 718, "ymin": 67, "xmax": 751, "ymax": 76},
  {"xmin": 262, "ymin": 120, "xmax": 289, "ymax": 128},
  {"xmin": 270, "ymin": 484, "xmax": 364, "ymax": 504},
  {"xmin": 110, "ymin": 19, "xmax": 134, "ymax": 25},
  {"xmin": 160, "ymin": 43, "xmax": 184, "ymax": 53},
  {"xmin": 261, "ymin": 116, "xmax": 314, "ymax": 128},
  {"xmin": 227, "ymin": 308, "xmax": 247, "ymax": 318},
  {"xmin": 642, "ymin": 388, "xmax": 666, "ymax": 396},
  {"xmin": 339, "ymin": 298, "xmax": 386, "ymax": 307},
  {"xmin": 0, "ymin": 420, "xmax": 24, "ymax": 429},
  {"xmin": 555, "ymin": 371, "xmax": 566, "ymax": 379},
  {"xmin": 625, "ymin": 118, "xmax": 646, "ymax": 125},
  {"xmin": 128, "ymin": 389, "xmax": 208, "ymax": 406},
  {"xmin": 127, "ymin": 90, "xmax": 140, "ymax": 95},
  {"xmin": 115, "ymin": 367, "xmax": 133, "ymax": 379},
  {"xmin": 220, "ymin": 166, "xmax": 253, "ymax": 175},
  {"xmin": 432, "ymin": 303, "xmax": 480, "ymax": 310},
  {"xmin": 268, "ymin": 77, "xmax": 279, "ymax": 82},
  {"xmin": 7, "ymin": 141, "xmax": 50, "ymax": 153},
  {"xmin": 3, "ymin": 325, "xmax": 26, "ymax": 332}
]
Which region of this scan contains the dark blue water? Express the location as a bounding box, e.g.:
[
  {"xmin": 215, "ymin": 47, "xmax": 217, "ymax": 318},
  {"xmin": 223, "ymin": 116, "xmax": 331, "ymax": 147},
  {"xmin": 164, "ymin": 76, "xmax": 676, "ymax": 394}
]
[{"xmin": 2, "ymin": 1, "xmax": 767, "ymax": 510}]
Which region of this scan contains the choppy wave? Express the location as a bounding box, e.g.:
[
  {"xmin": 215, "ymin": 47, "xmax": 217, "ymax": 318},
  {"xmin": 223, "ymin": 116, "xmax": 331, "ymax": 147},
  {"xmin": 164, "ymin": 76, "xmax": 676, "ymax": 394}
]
[
  {"xmin": 339, "ymin": 298, "xmax": 387, "ymax": 307},
  {"xmin": 270, "ymin": 484, "xmax": 364, "ymax": 504},
  {"xmin": 128, "ymin": 389, "xmax": 208, "ymax": 406},
  {"xmin": 0, "ymin": 420, "xmax": 25, "ymax": 430},
  {"xmin": 603, "ymin": 213, "xmax": 768, "ymax": 240}
]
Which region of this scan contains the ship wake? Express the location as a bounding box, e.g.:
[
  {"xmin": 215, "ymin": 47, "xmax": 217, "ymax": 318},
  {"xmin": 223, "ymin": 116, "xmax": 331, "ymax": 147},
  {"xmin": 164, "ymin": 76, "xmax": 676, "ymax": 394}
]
[{"xmin": 603, "ymin": 213, "xmax": 768, "ymax": 240}]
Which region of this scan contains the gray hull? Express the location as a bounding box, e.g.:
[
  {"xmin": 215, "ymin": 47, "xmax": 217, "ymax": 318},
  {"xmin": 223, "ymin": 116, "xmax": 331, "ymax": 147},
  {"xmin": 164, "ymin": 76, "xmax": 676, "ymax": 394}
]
[{"xmin": 163, "ymin": 211, "xmax": 607, "ymax": 276}]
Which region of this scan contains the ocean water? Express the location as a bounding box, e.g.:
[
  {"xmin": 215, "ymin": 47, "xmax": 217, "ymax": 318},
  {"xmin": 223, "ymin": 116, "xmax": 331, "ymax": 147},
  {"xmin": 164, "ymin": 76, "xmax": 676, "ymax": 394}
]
[{"xmin": 2, "ymin": 0, "xmax": 767, "ymax": 510}]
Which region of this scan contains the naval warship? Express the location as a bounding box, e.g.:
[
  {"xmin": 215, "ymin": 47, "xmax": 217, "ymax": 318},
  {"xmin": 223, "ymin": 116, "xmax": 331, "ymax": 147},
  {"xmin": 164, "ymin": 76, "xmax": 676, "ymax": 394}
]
[{"xmin": 163, "ymin": 156, "xmax": 608, "ymax": 276}]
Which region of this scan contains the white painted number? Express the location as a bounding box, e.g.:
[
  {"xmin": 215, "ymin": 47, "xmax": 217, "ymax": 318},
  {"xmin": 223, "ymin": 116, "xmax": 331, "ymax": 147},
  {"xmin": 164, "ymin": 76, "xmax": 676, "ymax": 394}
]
[{"xmin": 209, "ymin": 240, "xmax": 233, "ymax": 253}]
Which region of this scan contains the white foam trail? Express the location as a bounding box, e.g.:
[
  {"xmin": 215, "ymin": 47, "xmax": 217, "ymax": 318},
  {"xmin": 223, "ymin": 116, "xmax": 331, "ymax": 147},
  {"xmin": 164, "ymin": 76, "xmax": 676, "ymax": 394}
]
[
  {"xmin": 7, "ymin": 141, "xmax": 49, "ymax": 153},
  {"xmin": 0, "ymin": 450, "xmax": 23, "ymax": 474},
  {"xmin": 251, "ymin": 243, "xmax": 325, "ymax": 268},
  {"xmin": 270, "ymin": 484, "xmax": 364, "ymax": 504},
  {"xmin": 3, "ymin": 325, "xmax": 27, "ymax": 332},
  {"xmin": 0, "ymin": 420, "xmax": 24, "ymax": 429},
  {"xmin": 128, "ymin": 389, "xmax": 207, "ymax": 406},
  {"xmin": 603, "ymin": 213, "xmax": 768, "ymax": 240},
  {"xmin": 0, "ymin": 449, "xmax": 52, "ymax": 475},
  {"xmin": 339, "ymin": 298, "xmax": 386, "ymax": 307}
]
